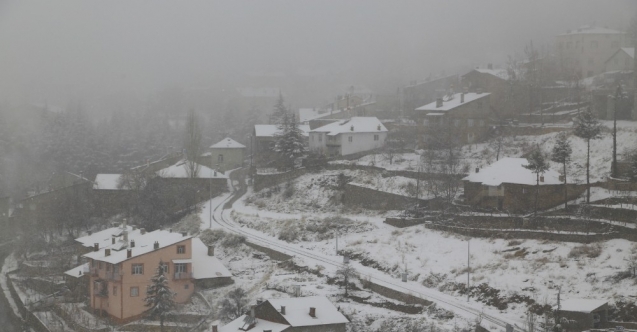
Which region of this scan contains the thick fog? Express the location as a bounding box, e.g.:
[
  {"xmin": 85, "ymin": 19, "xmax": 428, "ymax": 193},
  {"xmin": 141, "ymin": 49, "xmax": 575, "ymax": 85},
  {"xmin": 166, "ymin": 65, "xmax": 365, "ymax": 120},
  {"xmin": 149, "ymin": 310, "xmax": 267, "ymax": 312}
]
[{"xmin": 0, "ymin": 0, "xmax": 634, "ymax": 108}]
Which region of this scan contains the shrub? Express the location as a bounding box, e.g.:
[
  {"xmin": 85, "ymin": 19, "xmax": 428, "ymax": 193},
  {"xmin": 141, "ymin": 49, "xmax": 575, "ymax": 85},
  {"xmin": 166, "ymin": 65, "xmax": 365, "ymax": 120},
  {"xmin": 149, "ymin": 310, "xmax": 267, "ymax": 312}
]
[
  {"xmin": 199, "ymin": 229, "xmax": 246, "ymax": 248},
  {"xmin": 568, "ymin": 244, "xmax": 602, "ymax": 259},
  {"xmin": 278, "ymin": 226, "xmax": 299, "ymax": 242}
]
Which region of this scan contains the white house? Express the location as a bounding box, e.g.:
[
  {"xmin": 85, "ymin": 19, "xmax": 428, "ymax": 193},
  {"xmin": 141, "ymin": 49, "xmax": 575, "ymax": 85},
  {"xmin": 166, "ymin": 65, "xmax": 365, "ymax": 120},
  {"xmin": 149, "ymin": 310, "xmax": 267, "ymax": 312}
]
[{"xmin": 309, "ymin": 117, "xmax": 387, "ymax": 157}]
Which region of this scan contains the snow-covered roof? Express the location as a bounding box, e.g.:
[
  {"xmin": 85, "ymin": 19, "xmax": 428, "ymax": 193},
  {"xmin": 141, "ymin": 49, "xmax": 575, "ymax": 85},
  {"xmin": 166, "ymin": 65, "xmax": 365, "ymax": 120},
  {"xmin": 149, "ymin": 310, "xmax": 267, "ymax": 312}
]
[
  {"xmin": 266, "ymin": 296, "xmax": 349, "ymax": 327},
  {"xmin": 463, "ymin": 157, "xmax": 562, "ymax": 186},
  {"xmin": 190, "ymin": 238, "xmax": 232, "ymax": 279},
  {"xmin": 606, "ymin": 48, "xmax": 635, "ymax": 63},
  {"xmin": 83, "ymin": 230, "xmax": 192, "ymax": 264},
  {"xmin": 310, "ymin": 117, "xmax": 387, "ymax": 136},
  {"xmin": 474, "ymin": 68, "xmax": 510, "ymax": 80},
  {"xmin": 559, "ymin": 25, "xmax": 625, "ymax": 36},
  {"xmin": 254, "ymin": 124, "xmax": 310, "ymax": 137},
  {"xmin": 157, "ymin": 160, "xmax": 229, "ymax": 179},
  {"xmin": 415, "ymin": 92, "xmax": 490, "ymax": 112},
  {"xmin": 299, "ymin": 108, "xmax": 341, "ymax": 123},
  {"xmin": 75, "ymin": 225, "xmax": 143, "ymax": 249},
  {"xmin": 219, "ymin": 315, "xmax": 289, "ymax": 332},
  {"xmin": 210, "ymin": 137, "xmax": 246, "ymax": 149},
  {"xmin": 93, "ymin": 174, "xmax": 126, "ymax": 190},
  {"xmin": 64, "ymin": 263, "xmax": 89, "ymax": 278},
  {"xmin": 559, "ymin": 299, "xmax": 607, "ymax": 313}
]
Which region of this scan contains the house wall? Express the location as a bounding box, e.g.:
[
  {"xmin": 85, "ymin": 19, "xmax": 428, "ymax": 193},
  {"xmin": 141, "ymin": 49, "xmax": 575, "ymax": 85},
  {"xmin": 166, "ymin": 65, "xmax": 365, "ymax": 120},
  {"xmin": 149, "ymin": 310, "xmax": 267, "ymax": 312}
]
[
  {"xmin": 559, "ymin": 306, "xmax": 608, "ymax": 332},
  {"xmin": 209, "ymin": 147, "xmax": 245, "ymax": 171},
  {"xmin": 339, "ymin": 132, "xmax": 386, "ymax": 156},
  {"xmin": 88, "ymin": 238, "xmax": 194, "ymax": 321},
  {"xmin": 605, "ymin": 50, "xmax": 633, "ymax": 72},
  {"xmin": 309, "ymin": 132, "xmax": 328, "ymax": 155},
  {"xmin": 286, "ymin": 324, "xmax": 346, "ymax": 332},
  {"xmin": 464, "ymin": 181, "xmax": 585, "ymax": 213}
]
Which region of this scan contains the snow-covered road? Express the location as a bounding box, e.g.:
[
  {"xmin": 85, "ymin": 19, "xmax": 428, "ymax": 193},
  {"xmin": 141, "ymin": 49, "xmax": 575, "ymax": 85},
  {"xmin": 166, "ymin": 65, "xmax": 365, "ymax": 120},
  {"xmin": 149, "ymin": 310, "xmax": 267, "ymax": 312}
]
[{"xmin": 201, "ymin": 190, "xmax": 527, "ymax": 332}]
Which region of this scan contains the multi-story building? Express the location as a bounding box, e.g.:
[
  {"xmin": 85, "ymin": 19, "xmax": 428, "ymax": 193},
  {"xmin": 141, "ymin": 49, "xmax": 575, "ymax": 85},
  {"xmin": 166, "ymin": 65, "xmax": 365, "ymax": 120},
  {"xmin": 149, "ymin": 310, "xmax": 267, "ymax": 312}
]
[
  {"xmin": 556, "ymin": 25, "xmax": 630, "ymax": 78},
  {"xmin": 413, "ymin": 92, "xmax": 492, "ymax": 145},
  {"xmin": 67, "ymin": 228, "xmax": 232, "ymax": 323},
  {"xmin": 403, "ymin": 74, "xmax": 459, "ymax": 114},
  {"xmin": 308, "ymin": 117, "xmax": 387, "ymax": 157}
]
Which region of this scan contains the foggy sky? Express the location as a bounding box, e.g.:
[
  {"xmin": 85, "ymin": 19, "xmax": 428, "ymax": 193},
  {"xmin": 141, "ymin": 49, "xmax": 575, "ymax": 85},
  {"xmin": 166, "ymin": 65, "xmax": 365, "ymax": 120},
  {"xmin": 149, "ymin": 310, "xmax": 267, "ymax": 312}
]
[{"xmin": 0, "ymin": 0, "xmax": 634, "ymax": 107}]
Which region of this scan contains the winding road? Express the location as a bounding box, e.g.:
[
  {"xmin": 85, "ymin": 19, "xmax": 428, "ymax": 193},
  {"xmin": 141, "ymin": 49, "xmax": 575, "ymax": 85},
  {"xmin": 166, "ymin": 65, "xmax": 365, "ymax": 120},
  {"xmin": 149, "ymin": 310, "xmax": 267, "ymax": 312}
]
[{"xmin": 205, "ymin": 182, "xmax": 527, "ymax": 332}]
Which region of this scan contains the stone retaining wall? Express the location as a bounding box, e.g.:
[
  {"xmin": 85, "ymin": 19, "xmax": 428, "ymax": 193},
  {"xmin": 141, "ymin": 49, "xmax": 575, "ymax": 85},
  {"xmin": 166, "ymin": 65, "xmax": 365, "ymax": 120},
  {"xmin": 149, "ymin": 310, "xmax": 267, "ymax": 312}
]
[
  {"xmin": 343, "ymin": 183, "xmax": 429, "ymax": 210},
  {"xmin": 384, "ymin": 218, "xmax": 429, "ymax": 228},
  {"xmin": 362, "ymin": 279, "xmax": 432, "ymax": 306},
  {"xmin": 245, "ymin": 242, "xmax": 293, "ymax": 261}
]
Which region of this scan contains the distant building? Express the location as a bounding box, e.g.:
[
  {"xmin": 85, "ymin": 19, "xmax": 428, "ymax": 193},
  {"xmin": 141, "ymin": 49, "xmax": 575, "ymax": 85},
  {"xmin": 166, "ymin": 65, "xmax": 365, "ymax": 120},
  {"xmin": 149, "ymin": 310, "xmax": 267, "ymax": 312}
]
[
  {"xmin": 208, "ymin": 137, "xmax": 246, "ymax": 171},
  {"xmin": 66, "ymin": 228, "xmax": 232, "ymax": 323},
  {"xmin": 463, "ymin": 158, "xmax": 584, "ymax": 212},
  {"xmin": 403, "ymin": 74, "xmax": 459, "ymax": 115},
  {"xmin": 556, "ymin": 25, "xmax": 630, "ymax": 78},
  {"xmin": 217, "ymin": 296, "xmax": 349, "ymax": 332},
  {"xmin": 413, "ymin": 92, "xmax": 492, "ymax": 144},
  {"xmin": 557, "ymin": 298, "xmax": 608, "ymax": 332},
  {"xmin": 461, "ymin": 67, "xmax": 530, "ymax": 118},
  {"xmin": 605, "ymin": 47, "xmax": 634, "ymax": 72},
  {"xmin": 309, "ymin": 117, "xmax": 387, "ymax": 157}
]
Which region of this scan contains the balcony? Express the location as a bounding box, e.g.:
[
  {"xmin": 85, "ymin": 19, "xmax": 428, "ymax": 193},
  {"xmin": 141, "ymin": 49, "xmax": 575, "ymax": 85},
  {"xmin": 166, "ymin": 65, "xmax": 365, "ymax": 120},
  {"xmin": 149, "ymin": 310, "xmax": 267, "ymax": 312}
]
[
  {"xmin": 104, "ymin": 271, "xmax": 121, "ymax": 281},
  {"xmin": 174, "ymin": 272, "xmax": 192, "ymax": 280}
]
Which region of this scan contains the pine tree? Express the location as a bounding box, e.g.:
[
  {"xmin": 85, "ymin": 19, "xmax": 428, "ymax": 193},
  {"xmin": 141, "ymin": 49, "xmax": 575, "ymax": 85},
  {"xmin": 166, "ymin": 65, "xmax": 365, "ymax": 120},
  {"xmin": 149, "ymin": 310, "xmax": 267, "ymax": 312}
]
[
  {"xmin": 144, "ymin": 260, "xmax": 176, "ymax": 332},
  {"xmin": 573, "ymin": 108, "xmax": 602, "ymax": 203},
  {"xmin": 274, "ymin": 113, "xmax": 306, "ymax": 170},
  {"xmin": 523, "ymin": 149, "xmax": 549, "ymax": 215},
  {"xmin": 551, "ymin": 132, "xmax": 572, "ymax": 209},
  {"xmin": 270, "ymin": 92, "xmax": 287, "ymax": 125}
]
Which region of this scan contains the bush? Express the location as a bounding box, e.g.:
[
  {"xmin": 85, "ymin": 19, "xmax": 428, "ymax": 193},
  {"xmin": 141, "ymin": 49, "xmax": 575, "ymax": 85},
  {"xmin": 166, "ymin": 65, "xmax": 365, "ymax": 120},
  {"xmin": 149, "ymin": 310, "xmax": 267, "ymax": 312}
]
[
  {"xmin": 568, "ymin": 244, "xmax": 602, "ymax": 259},
  {"xmin": 278, "ymin": 226, "xmax": 299, "ymax": 242},
  {"xmin": 173, "ymin": 213, "xmax": 202, "ymax": 235},
  {"xmin": 199, "ymin": 229, "xmax": 246, "ymax": 248}
]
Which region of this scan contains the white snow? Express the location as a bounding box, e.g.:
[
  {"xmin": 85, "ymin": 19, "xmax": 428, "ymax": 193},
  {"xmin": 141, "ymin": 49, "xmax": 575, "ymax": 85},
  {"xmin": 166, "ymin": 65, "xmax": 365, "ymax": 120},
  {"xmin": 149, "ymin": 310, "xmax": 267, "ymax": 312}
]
[
  {"xmin": 474, "ymin": 68, "xmax": 511, "ymax": 80},
  {"xmin": 220, "ymin": 315, "xmax": 289, "ymax": 332},
  {"xmin": 210, "ymin": 137, "xmax": 246, "ymax": 149},
  {"xmin": 75, "ymin": 225, "xmax": 143, "ymax": 249},
  {"xmin": 310, "ymin": 117, "xmax": 387, "ymax": 136},
  {"xmin": 463, "ymin": 157, "xmax": 562, "ymax": 186},
  {"xmin": 190, "ymin": 238, "xmax": 232, "ymax": 279},
  {"xmin": 64, "ymin": 263, "xmax": 89, "ymax": 278},
  {"xmin": 415, "ymin": 92, "xmax": 490, "ymax": 112},
  {"xmin": 266, "ymin": 296, "xmax": 349, "ymax": 326},
  {"xmin": 299, "ymin": 108, "xmax": 340, "ymax": 123},
  {"xmin": 93, "ymin": 174, "xmax": 126, "ymax": 190},
  {"xmin": 559, "ymin": 298, "xmax": 607, "ymax": 313},
  {"xmin": 158, "ymin": 160, "xmax": 229, "ymax": 179}
]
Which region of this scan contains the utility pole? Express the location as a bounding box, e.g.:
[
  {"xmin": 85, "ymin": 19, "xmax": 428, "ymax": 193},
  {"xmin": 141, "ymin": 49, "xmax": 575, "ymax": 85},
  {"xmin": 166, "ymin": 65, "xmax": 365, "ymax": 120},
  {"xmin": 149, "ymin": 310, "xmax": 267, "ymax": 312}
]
[
  {"xmin": 209, "ymin": 155, "xmax": 213, "ymax": 228},
  {"xmin": 612, "ymin": 84, "xmax": 622, "ymax": 178},
  {"xmin": 466, "ymin": 239, "xmax": 470, "ymax": 302},
  {"xmin": 335, "ymin": 232, "xmax": 338, "ymax": 255}
]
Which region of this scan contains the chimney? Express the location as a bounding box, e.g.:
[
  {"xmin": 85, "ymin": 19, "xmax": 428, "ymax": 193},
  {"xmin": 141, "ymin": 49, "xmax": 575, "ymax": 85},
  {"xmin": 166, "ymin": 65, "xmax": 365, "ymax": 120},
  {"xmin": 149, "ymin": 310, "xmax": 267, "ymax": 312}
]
[
  {"xmin": 463, "ymin": 86, "xmax": 469, "ymax": 94},
  {"xmin": 154, "ymin": 241, "xmax": 159, "ymax": 250},
  {"xmin": 130, "ymin": 240, "xmax": 135, "ymax": 248},
  {"xmin": 94, "ymin": 243, "xmax": 99, "ymax": 252},
  {"xmin": 105, "ymin": 248, "xmax": 111, "ymax": 257},
  {"xmin": 475, "ymin": 167, "xmax": 480, "ymax": 173},
  {"xmin": 309, "ymin": 307, "xmax": 316, "ymax": 318},
  {"xmin": 127, "ymin": 249, "xmax": 132, "ymax": 258},
  {"xmin": 132, "ymin": 225, "xmax": 137, "ymax": 230},
  {"xmin": 214, "ymin": 170, "xmax": 217, "ymax": 176},
  {"xmin": 111, "ymin": 237, "xmax": 116, "ymax": 245},
  {"xmin": 208, "ymin": 246, "xmax": 214, "ymax": 256},
  {"xmin": 540, "ymin": 176, "xmax": 545, "ymax": 183},
  {"xmin": 487, "ymin": 63, "xmax": 493, "ymax": 70},
  {"xmin": 256, "ymin": 299, "xmax": 263, "ymax": 305},
  {"xmin": 280, "ymin": 306, "xmax": 286, "ymax": 315},
  {"xmin": 182, "ymin": 231, "xmax": 187, "ymax": 237},
  {"xmin": 436, "ymin": 98, "xmax": 443, "ymax": 108},
  {"xmin": 377, "ymin": 124, "xmax": 381, "ymax": 131},
  {"xmin": 140, "ymin": 228, "xmax": 146, "ymax": 235},
  {"xmin": 212, "ymin": 325, "xmax": 218, "ymax": 332},
  {"xmin": 461, "ymin": 93, "xmax": 465, "ymax": 103}
]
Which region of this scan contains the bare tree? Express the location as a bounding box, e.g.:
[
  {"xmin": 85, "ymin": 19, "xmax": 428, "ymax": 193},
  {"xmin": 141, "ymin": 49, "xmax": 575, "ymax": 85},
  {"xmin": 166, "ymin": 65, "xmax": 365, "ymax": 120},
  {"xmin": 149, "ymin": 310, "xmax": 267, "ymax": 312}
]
[
  {"xmin": 335, "ymin": 264, "xmax": 358, "ymax": 297},
  {"xmin": 183, "ymin": 109, "xmax": 202, "ymax": 178},
  {"xmin": 219, "ymin": 287, "xmax": 249, "ymax": 322}
]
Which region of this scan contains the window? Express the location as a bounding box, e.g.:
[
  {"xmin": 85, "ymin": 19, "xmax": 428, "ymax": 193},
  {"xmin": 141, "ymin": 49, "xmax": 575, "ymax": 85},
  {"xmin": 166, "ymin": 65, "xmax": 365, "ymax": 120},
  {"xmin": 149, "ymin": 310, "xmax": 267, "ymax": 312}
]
[
  {"xmin": 590, "ymin": 40, "xmax": 598, "ymax": 49},
  {"xmin": 130, "ymin": 287, "xmax": 139, "ymax": 297},
  {"xmin": 318, "ymin": 134, "xmax": 322, "ymax": 142},
  {"xmin": 132, "ymin": 264, "xmax": 143, "ymax": 275},
  {"xmin": 217, "ymin": 154, "xmax": 223, "ymax": 163},
  {"xmin": 522, "ymin": 188, "xmax": 527, "ymax": 194},
  {"xmin": 348, "ymin": 136, "xmax": 352, "ymax": 143},
  {"xmin": 177, "ymin": 245, "xmax": 186, "ymax": 254},
  {"xmin": 468, "ymin": 119, "xmax": 474, "ymax": 127},
  {"xmin": 373, "ymin": 134, "xmax": 379, "ymax": 141},
  {"xmin": 175, "ymin": 263, "xmax": 188, "ymax": 273},
  {"xmin": 113, "ymin": 286, "xmax": 117, "ymax": 296}
]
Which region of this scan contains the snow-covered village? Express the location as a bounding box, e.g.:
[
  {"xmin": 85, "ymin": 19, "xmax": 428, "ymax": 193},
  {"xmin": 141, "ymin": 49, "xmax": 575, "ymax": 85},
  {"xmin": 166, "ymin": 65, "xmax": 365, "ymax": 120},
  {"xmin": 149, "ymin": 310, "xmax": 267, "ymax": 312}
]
[{"xmin": 1, "ymin": 1, "xmax": 637, "ymax": 332}]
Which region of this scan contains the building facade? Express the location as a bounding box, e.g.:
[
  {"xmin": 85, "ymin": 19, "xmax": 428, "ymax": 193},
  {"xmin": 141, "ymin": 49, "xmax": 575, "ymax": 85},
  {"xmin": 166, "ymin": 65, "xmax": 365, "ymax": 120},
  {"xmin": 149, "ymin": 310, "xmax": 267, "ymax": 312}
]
[
  {"xmin": 604, "ymin": 47, "xmax": 634, "ymax": 72},
  {"xmin": 208, "ymin": 137, "xmax": 246, "ymax": 171},
  {"xmin": 308, "ymin": 117, "xmax": 387, "ymax": 157}
]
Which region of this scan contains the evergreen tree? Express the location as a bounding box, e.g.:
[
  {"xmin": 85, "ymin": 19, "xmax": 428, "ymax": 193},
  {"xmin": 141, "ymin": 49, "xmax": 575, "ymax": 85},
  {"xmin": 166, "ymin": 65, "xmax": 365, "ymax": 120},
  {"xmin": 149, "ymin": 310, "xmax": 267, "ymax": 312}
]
[
  {"xmin": 183, "ymin": 109, "xmax": 202, "ymax": 178},
  {"xmin": 523, "ymin": 149, "xmax": 549, "ymax": 215},
  {"xmin": 573, "ymin": 108, "xmax": 602, "ymax": 203},
  {"xmin": 144, "ymin": 260, "xmax": 175, "ymax": 332},
  {"xmin": 274, "ymin": 113, "xmax": 306, "ymax": 170},
  {"xmin": 551, "ymin": 132, "xmax": 573, "ymax": 209},
  {"xmin": 270, "ymin": 92, "xmax": 287, "ymax": 125}
]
